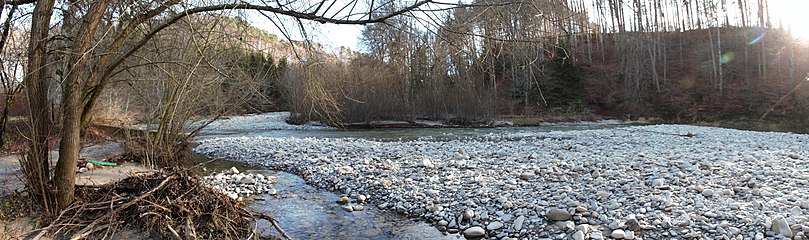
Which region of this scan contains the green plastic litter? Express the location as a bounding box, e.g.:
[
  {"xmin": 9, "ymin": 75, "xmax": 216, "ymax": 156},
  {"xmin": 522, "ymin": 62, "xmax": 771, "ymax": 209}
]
[{"xmin": 88, "ymin": 159, "xmax": 118, "ymax": 166}]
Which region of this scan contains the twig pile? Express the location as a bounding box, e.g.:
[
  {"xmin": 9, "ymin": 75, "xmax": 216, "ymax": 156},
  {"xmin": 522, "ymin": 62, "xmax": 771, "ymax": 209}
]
[{"xmin": 37, "ymin": 169, "xmax": 288, "ymax": 239}]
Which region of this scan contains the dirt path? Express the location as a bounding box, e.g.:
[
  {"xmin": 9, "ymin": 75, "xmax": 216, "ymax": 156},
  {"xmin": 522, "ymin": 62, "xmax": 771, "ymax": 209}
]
[{"xmin": 0, "ymin": 142, "xmax": 153, "ymax": 239}]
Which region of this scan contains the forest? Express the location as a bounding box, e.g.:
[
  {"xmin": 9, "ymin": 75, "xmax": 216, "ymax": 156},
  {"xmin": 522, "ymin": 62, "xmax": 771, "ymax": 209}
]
[{"xmin": 283, "ymin": 0, "xmax": 809, "ymax": 127}]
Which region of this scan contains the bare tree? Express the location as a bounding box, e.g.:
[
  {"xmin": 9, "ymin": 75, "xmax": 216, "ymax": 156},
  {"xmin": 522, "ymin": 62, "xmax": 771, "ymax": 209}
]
[{"xmin": 11, "ymin": 0, "xmax": 434, "ymax": 213}]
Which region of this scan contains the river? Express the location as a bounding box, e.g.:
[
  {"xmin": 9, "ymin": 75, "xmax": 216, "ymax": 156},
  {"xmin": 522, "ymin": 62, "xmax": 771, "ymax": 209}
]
[{"xmin": 194, "ymin": 113, "xmax": 635, "ymax": 239}]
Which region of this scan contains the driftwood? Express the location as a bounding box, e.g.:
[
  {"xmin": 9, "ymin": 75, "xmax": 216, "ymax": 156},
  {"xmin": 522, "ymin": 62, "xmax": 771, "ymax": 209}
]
[{"xmin": 30, "ymin": 169, "xmax": 290, "ymax": 240}]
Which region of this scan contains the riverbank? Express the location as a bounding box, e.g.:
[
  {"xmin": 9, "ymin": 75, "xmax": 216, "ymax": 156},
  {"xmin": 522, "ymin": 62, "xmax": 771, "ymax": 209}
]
[{"xmin": 195, "ymin": 124, "xmax": 809, "ymax": 239}]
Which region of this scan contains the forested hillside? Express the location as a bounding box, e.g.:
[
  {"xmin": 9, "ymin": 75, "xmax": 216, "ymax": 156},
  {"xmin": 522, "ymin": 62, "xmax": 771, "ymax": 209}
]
[{"xmin": 281, "ymin": 0, "xmax": 809, "ymax": 126}]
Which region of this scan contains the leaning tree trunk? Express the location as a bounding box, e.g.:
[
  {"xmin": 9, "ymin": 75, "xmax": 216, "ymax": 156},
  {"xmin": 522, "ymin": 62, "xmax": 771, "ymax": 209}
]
[{"xmin": 54, "ymin": 0, "xmax": 110, "ymax": 210}]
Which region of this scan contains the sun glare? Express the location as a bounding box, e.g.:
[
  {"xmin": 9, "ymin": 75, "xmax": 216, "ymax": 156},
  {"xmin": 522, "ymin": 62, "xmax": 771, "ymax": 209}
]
[{"xmin": 769, "ymin": 0, "xmax": 809, "ymax": 42}]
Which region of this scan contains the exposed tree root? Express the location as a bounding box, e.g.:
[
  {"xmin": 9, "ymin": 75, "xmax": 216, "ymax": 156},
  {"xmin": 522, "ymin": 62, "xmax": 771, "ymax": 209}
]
[{"xmin": 30, "ymin": 169, "xmax": 288, "ymax": 240}]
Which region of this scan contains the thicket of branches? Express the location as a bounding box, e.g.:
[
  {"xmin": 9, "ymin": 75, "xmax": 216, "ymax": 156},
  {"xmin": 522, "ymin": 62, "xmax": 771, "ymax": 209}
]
[{"xmin": 1, "ymin": 0, "xmax": 432, "ymax": 234}]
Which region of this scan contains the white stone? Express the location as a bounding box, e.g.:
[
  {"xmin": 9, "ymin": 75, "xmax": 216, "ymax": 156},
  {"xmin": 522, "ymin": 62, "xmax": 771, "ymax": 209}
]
[
  {"xmin": 575, "ymin": 224, "xmax": 590, "ymax": 234},
  {"xmin": 771, "ymin": 216, "xmax": 794, "ymax": 237},
  {"xmin": 422, "ymin": 159, "xmax": 435, "ymax": 168},
  {"xmin": 337, "ymin": 166, "xmax": 354, "ymax": 174},
  {"xmin": 651, "ymin": 178, "xmax": 665, "ymax": 187},
  {"xmin": 513, "ymin": 215, "xmax": 527, "ymax": 231},
  {"xmin": 571, "ymin": 230, "xmax": 585, "ymax": 240},
  {"xmin": 624, "ymin": 230, "xmax": 635, "ymax": 239},
  {"xmin": 611, "ymin": 229, "xmax": 626, "ymax": 239}
]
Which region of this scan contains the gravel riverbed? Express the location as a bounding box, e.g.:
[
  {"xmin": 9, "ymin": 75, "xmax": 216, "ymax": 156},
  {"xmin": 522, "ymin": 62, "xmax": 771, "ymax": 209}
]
[{"xmin": 194, "ymin": 124, "xmax": 809, "ymax": 239}]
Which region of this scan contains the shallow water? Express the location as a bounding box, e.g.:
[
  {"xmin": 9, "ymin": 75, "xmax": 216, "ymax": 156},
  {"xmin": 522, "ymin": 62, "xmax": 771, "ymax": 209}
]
[
  {"xmin": 250, "ymin": 170, "xmax": 458, "ymax": 240},
  {"xmin": 198, "ymin": 121, "xmax": 635, "ymax": 141}
]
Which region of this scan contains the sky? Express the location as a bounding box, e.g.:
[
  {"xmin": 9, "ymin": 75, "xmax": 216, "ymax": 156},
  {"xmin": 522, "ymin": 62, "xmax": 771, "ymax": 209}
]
[
  {"xmin": 241, "ymin": 0, "xmax": 809, "ymax": 52},
  {"xmin": 768, "ymin": 0, "xmax": 809, "ymax": 41},
  {"xmin": 248, "ymin": 12, "xmax": 365, "ymax": 52}
]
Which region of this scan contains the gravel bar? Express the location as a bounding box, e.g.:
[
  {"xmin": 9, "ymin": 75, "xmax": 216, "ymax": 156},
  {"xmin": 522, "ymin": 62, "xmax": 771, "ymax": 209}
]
[{"xmin": 195, "ymin": 124, "xmax": 809, "ymax": 240}]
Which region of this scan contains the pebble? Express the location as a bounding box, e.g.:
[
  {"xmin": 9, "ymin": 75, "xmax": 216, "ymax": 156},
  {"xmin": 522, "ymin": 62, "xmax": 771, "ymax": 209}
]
[
  {"xmin": 421, "ymin": 159, "xmax": 435, "ymax": 168},
  {"xmin": 487, "ymin": 221, "xmax": 504, "ymax": 230},
  {"xmin": 195, "ymin": 123, "xmax": 809, "ymax": 239},
  {"xmin": 771, "ymin": 216, "xmax": 793, "ymax": 237},
  {"xmin": 651, "ymin": 178, "xmax": 665, "ymax": 187},
  {"xmin": 572, "ymin": 230, "xmax": 585, "ymax": 240},
  {"xmin": 513, "ymin": 215, "xmax": 527, "ymax": 231},
  {"xmin": 625, "ymin": 219, "xmax": 641, "ymax": 231},
  {"xmin": 575, "ymin": 224, "xmax": 590, "ymax": 234},
  {"xmin": 203, "ymin": 170, "xmax": 277, "ymax": 199},
  {"xmin": 463, "ymin": 226, "xmax": 486, "ymax": 238},
  {"xmin": 337, "ymin": 196, "xmax": 349, "ymax": 204},
  {"xmin": 611, "ymin": 229, "xmax": 626, "ymax": 239},
  {"xmin": 624, "ymin": 230, "xmax": 635, "ymax": 239},
  {"xmin": 590, "ymin": 231, "xmax": 604, "ymax": 240},
  {"xmin": 337, "ymin": 166, "xmax": 354, "ymax": 174},
  {"xmin": 342, "ymin": 205, "xmax": 354, "ymax": 212},
  {"xmin": 380, "ymin": 179, "xmax": 392, "ymax": 188},
  {"xmin": 547, "ymin": 208, "xmax": 571, "ymax": 221},
  {"xmin": 463, "ymin": 209, "xmax": 475, "ymax": 220}
]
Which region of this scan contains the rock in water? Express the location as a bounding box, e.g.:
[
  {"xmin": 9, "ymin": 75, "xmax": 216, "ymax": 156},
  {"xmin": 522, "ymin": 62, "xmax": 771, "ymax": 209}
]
[
  {"xmin": 463, "ymin": 226, "xmax": 486, "ymax": 238},
  {"xmin": 337, "ymin": 196, "xmax": 349, "ymax": 204},
  {"xmin": 611, "ymin": 229, "xmax": 626, "ymax": 239},
  {"xmin": 342, "ymin": 205, "xmax": 354, "ymax": 212},
  {"xmin": 771, "ymin": 216, "xmax": 793, "ymax": 237},
  {"xmin": 547, "ymin": 208, "xmax": 572, "ymax": 221}
]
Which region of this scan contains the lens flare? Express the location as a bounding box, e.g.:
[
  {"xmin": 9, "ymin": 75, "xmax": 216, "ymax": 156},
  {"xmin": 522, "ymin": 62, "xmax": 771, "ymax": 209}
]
[{"xmin": 720, "ymin": 52, "xmax": 735, "ymax": 64}]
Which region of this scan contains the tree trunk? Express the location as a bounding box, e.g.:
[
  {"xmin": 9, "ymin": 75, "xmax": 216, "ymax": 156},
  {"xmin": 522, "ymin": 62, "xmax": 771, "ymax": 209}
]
[
  {"xmin": 22, "ymin": 0, "xmax": 56, "ymax": 213},
  {"xmin": 54, "ymin": 0, "xmax": 110, "ymax": 210},
  {"xmin": 0, "ymin": 4, "xmax": 17, "ymax": 149}
]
